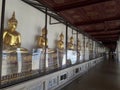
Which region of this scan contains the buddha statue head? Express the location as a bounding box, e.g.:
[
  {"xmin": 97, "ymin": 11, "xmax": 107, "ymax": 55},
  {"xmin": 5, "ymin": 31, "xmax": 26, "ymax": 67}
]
[
  {"xmin": 42, "ymin": 27, "xmax": 47, "ymax": 37},
  {"xmin": 8, "ymin": 12, "xmax": 18, "ymax": 32},
  {"xmin": 60, "ymin": 33, "xmax": 64, "ymax": 41}
]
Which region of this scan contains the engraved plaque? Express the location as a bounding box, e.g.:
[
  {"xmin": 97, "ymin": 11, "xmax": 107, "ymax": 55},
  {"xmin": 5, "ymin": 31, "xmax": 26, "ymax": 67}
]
[
  {"xmin": 47, "ymin": 49, "xmax": 58, "ymax": 71},
  {"xmin": 21, "ymin": 53, "xmax": 32, "ymax": 72},
  {"xmin": 40, "ymin": 49, "xmax": 48, "ymax": 72},
  {"xmin": 57, "ymin": 49, "xmax": 66, "ymax": 68},
  {"xmin": 32, "ymin": 49, "xmax": 42, "ymax": 70},
  {"xmin": 2, "ymin": 52, "xmax": 18, "ymax": 76},
  {"xmin": 17, "ymin": 48, "xmax": 32, "ymax": 73}
]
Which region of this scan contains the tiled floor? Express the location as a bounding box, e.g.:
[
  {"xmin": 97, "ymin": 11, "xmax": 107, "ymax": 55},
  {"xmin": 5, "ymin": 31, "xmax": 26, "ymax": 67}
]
[{"xmin": 61, "ymin": 60, "xmax": 120, "ymax": 90}]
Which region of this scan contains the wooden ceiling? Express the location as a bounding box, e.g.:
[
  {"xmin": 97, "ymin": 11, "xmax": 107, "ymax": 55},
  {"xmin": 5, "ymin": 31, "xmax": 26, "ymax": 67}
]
[{"xmin": 37, "ymin": 0, "xmax": 120, "ymax": 51}]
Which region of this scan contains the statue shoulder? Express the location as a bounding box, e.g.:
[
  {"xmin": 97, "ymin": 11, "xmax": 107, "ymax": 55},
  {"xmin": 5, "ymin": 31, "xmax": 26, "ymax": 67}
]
[
  {"xmin": 3, "ymin": 29, "xmax": 8, "ymax": 33},
  {"xmin": 3, "ymin": 29, "xmax": 9, "ymax": 36}
]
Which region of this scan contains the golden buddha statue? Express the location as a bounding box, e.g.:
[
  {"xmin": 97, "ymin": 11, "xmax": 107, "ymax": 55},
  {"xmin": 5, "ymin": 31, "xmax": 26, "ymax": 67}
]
[
  {"xmin": 57, "ymin": 33, "xmax": 64, "ymax": 50},
  {"xmin": 68, "ymin": 36, "xmax": 74, "ymax": 50},
  {"xmin": 3, "ymin": 12, "xmax": 28, "ymax": 53},
  {"xmin": 37, "ymin": 27, "xmax": 48, "ymax": 48},
  {"xmin": 78, "ymin": 39, "xmax": 81, "ymax": 50}
]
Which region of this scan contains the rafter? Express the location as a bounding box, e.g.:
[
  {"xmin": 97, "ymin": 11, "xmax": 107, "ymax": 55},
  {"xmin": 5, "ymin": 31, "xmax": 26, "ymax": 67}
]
[
  {"xmin": 83, "ymin": 27, "xmax": 120, "ymax": 32},
  {"xmin": 53, "ymin": 0, "xmax": 111, "ymax": 12},
  {"xmin": 75, "ymin": 16, "xmax": 120, "ymax": 26},
  {"xmin": 89, "ymin": 30, "xmax": 120, "ymax": 36},
  {"xmin": 103, "ymin": 40, "xmax": 117, "ymax": 43},
  {"xmin": 97, "ymin": 37, "xmax": 118, "ymax": 41},
  {"xmin": 94, "ymin": 35, "xmax": 119, "ymax": 38}
]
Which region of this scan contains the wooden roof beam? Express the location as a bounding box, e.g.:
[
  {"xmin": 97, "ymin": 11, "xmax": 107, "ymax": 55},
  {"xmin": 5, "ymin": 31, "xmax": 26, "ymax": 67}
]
[
  {"xmin": 97, "ymin": 38, "xmax": 118, "ymax": 41},
  {"xmin": 103, "ymin": 38, "xmax": 118, "ymax": 40},
  {"xmin": 75, "ymin": 16, "xmax": 120, "ymax": 26},
  {"xmin": 83, "ymin": 27, "xmax": 120, "ymax": 32},
  {"xmin": 92, "ymin": 33, "xmax": 119, "ymax": 36},
  {"xmin": 54, "ymin": 0, "xmax": 112, "ymax": 12},
  {"xmin": 94, "ymin": 35, "xmax": 119, "ymax": 38},
  {"xmin": 89, "ymin": 30, "xmax": 120, "ymax": 35}
]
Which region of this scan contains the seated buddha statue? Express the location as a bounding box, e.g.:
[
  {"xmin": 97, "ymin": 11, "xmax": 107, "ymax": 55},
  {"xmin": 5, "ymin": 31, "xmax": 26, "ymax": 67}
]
[
  {"xmin": 37, "ymin": 27, "xmax": 48, "ymax": 48},
  {"xmin": 68, "ymin": 36, "xmax": 74, "ymax": 50},
  {"xmin": 3, "ymin": 12, "xmax": 28, "ymax": 53},
  {"xmin": 57, "ymin": 33, "xmax": 64, "ymax": 50}
]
